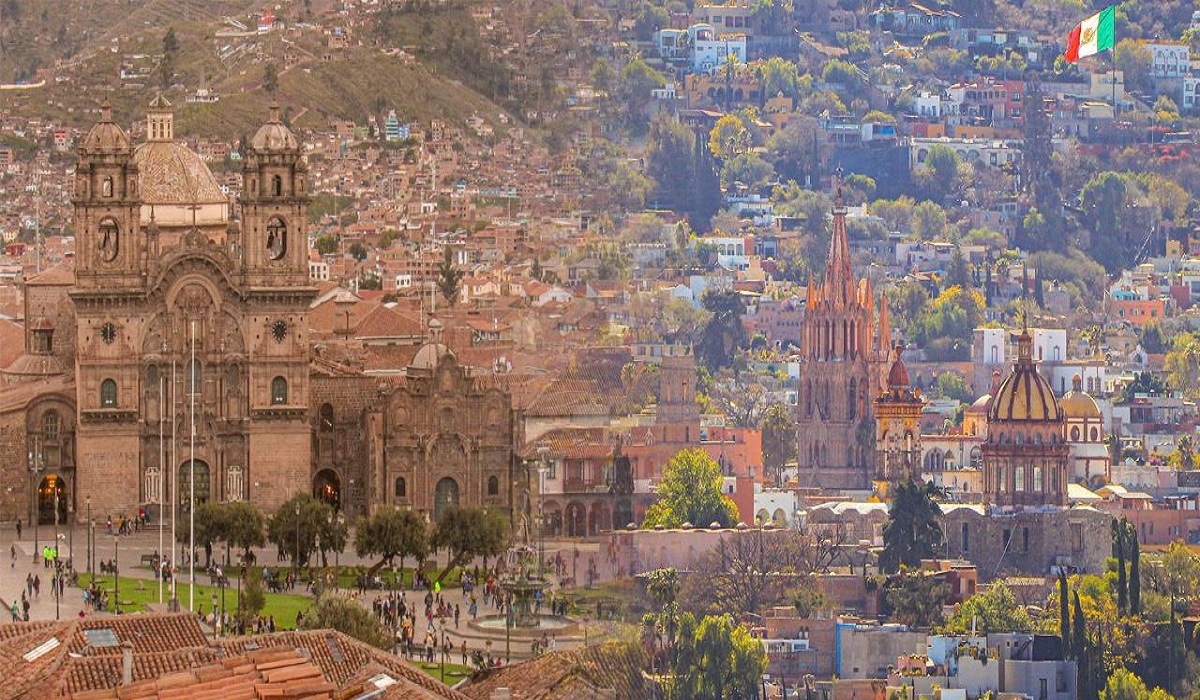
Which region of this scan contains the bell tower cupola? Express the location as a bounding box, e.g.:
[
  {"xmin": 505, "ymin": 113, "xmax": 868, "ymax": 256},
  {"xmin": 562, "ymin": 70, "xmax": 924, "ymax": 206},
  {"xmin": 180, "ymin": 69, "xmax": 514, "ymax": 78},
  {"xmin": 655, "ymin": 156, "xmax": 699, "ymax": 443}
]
[{"xmin": 240, "ymin": 102, "xmax": 310, "ymax": 287}]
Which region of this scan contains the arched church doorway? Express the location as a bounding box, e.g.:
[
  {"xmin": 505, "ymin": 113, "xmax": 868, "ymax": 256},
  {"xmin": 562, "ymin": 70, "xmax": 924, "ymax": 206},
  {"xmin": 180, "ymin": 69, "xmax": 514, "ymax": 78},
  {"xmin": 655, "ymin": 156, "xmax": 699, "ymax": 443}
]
[
  {"xmin": 37, "ymin": 475, "xmax": 67, "ymax": 525},
  {"xmin": 434, "ymin": 477, "xmax": 459, "ymax": 521},
  {"xmin": 313, "ymin": 469, "xmax": 341, "ymax": 511},
  {"xmin": 178, "ymin": 460, "xmax": 211, "ymax": 509}
]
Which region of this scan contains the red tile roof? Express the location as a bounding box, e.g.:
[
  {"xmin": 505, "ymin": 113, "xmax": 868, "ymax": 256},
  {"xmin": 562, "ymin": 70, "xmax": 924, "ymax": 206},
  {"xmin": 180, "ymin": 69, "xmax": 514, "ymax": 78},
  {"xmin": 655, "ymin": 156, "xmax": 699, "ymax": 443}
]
[{"xmin": 459, "ymin": 642, "xmax": 659, "ymax": 700}]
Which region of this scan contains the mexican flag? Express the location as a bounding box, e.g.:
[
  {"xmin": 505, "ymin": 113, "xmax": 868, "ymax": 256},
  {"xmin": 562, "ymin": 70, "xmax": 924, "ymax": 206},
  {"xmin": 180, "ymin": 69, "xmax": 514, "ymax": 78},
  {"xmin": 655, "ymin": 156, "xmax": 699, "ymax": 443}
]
[{"xmin": 1064, "ymin": 5, "xmax": 1115, "ymax": 63}]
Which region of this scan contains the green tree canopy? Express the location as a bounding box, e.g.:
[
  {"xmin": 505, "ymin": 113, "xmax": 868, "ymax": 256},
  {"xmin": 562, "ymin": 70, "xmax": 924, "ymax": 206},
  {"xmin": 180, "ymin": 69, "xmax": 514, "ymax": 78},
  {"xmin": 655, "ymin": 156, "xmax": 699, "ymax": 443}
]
[
  {"xmin": 1165, "ymin": 332, "xmax": 1200, "ymax": 399},
  {"xmin": 267, "ymin": 493, "xmax": 338, "ymax": 568},
  {"xmin": 944, "ymin": 581, "xmax": 1034, "ymax": 633},
  {"xmin": 884, "ymin": 571, "xmax": 948, "ymax": 629},
  {"xmin": 880, "ymin": 478, "xmax": 944, "ymax": 573},
  {"xmin": 299, "ymin": 593, "xmax": 393, "ymax": 650},
  {"xmin": 1100, "ymin": 668, "xmax": 1173, "ymax": 700},
  {"xmin": 354, "ymin": 506, "xmax": 429, "ymax": 577},
  {"xmin": 222, "ymin": 501, "xmax": 266, "ymax": 563},
  {"xmin": 697, "ymin": 290, "xmax": 747, "ymax": 372},
  {"xmin": 642, "ymin": 448, "xmax": 740, "ymax": 529},
  {"xmin": 669, "ymin": 613, "xmax": 767, "ymax": 700},
  {"xmin": 431, "ymin": 506, "xmax": 508, "ymax": 583}
]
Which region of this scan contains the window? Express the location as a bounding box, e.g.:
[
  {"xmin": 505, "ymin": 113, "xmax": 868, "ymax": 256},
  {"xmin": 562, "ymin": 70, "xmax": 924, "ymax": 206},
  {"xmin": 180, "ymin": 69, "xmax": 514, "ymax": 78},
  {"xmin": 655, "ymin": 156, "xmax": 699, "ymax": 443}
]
[
  {"xmin": 226, "ymin": 465, "xmax": 244, "ymax": 501},
  {"xmin": 100, "ymin": 379, "xmax": 118, "ymax": 408},
  {"xmin": 144, "ymin": 466, "xmax": 161, "ymax": 504},
  {"xmin": 319, "ymin": 403, "xmax": 334, "ymax": 431},
  {"xmin": 271, "ymin": 376, "xmax": 288, "ymax": 405},
  {"xmin": 1022, "ymin": 527, "xmax": 1030, "ymax": 552},
  {"xmin": 272, "ymin": 174, "xmax": 283, "ymax": 197},
  {"xmin": 961, "ymin": 522, "xmax": 970, "ymax": 552},
  {"xmin": 266, "ymin": 216, "xmax": 287, "ymax": 260},
  {"xmin": 1033, "ymin": 466, "xmax": 1043, "ymax": 492},
  {"xmin": 487, "ymin": 475, "xmax": 499, "ymax": 496},
  {"xmin": 997, "ymin": 466, "xmax": 1006, "ymax": 491},
  {"xmin": 1015, "ymin": 465, "xmax": 1025, "ymax": 492},
  {"xmin": 42, "ymin": 411, "xmax": 59, "ymax": 442},
  {"xmin": 395, "ymin": 477, "xmax": 407, "ymax": 499}
]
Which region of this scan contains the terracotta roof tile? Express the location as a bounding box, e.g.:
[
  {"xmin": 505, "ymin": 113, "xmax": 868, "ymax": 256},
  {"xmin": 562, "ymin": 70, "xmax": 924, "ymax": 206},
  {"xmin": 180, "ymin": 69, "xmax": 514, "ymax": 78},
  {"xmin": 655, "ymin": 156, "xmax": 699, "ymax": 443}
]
[{"xmin": 460, "ymin": 642, "xmax": 660, "ymax": 700}]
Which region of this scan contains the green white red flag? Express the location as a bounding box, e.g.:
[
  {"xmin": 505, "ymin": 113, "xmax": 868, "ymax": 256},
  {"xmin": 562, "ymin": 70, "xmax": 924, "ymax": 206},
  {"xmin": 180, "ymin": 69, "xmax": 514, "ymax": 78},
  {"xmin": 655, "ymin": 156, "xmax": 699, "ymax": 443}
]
[{"xmin": 1064, "ymin": 5, "xmax": 1115, "ymax": 63}]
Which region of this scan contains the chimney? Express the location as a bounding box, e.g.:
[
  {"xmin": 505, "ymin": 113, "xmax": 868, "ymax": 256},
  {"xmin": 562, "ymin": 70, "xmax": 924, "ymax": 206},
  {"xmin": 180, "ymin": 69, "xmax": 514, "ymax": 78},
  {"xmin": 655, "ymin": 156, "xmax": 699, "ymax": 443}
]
[{"xmin": 121, "ymin": 642, "xmax": 134, "ymax": 685}]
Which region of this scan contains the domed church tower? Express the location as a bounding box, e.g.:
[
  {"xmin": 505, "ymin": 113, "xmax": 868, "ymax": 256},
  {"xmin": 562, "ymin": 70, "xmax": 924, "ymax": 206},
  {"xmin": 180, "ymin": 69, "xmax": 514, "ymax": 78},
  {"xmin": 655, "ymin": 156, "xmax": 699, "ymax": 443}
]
[
  {"xmin": 874, "ymin": 343, "xmax": 924, "ymax": 485},
  {"xmin": 982, "ymin": 328, "xmax": 1069, "ymax": 507}
]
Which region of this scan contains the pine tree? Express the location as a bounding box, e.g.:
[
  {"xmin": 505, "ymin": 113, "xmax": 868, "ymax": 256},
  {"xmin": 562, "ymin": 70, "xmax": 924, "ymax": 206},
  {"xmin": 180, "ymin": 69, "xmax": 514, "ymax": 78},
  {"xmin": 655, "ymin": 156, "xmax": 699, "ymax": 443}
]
[
  {"xmin": 1058, "ymin": 569, "xmax": 1071, "ymax": 656},
  {"xmin": 1114, "ymin": 518, "xmax": 1127, "ymax": 615},
  {"xmin": 1129, "ymin": 525, "xmax": 1140, "ymax": 616}
]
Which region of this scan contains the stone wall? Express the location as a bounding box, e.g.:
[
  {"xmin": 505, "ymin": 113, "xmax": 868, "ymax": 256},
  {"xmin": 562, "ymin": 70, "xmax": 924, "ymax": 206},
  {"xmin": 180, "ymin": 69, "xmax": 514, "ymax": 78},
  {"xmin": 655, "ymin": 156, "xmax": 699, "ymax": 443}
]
[{"xmin": 941, "ymin": 507, "xmax": 1113, "ymax": 580}]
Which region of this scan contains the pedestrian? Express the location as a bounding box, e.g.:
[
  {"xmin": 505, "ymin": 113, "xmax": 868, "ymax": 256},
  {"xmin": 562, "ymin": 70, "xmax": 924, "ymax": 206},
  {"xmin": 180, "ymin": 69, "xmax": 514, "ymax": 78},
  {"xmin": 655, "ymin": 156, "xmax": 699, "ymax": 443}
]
[
  {"xmin": 461, "ymin": 640, "xmax": 467, "ymax": 665},
  {"xmin": 454, "ymin": 603, "xmax": 460, "ymax": 628},
  {"xmin": 10, "ymin": 600, "xmax": 17, "ymax": 622},
  {"xmin": 10, "ymin": 543, "xmax": 15, "ymax": 568},
  {"xmin": 15, "ymin": 518, "xmax": 21, "ymax": 540}
]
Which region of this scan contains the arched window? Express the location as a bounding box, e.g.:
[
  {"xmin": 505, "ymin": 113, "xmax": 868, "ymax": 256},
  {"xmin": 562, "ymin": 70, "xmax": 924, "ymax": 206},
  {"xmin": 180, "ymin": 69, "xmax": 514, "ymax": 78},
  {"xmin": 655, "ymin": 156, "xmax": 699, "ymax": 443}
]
[
  {"xmin": 1090, "ymin": 427, "xmax": 1099, "ymax": 442},
  {"xmin": 395, "ymin": 476, "xmax": 406, "ymax": 499},
  {"xmin": 271, "ymin": 174, "xmax": 283, "ymax": 197},
  {"xmin": 1071, "ymin": 426, "xmax": 1081, "ymax": 441},
  {"xmin": 271, "ymin": 376, "xmax": 288, "ymax": 405},
  {"xmin": 42, "ymin": 411, "xmax": 60, "ymax": 442},
  {"xmin": 100, "ymin": 379, "xmax": 118, "ymax": 408},
  {"xmin": 487, "ymin": 475, "xmax": 499, "ymax": 496},
  {"xmin": 266, "ymin": 216, "xmax": 287, "ymax": 261}
]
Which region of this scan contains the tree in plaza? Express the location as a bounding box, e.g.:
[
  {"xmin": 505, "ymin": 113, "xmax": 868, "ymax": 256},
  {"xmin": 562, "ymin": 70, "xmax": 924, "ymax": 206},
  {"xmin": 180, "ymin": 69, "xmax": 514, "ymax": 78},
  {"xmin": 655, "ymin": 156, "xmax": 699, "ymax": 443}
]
[
  {"xmin": 238, "ymin": 566, "xmax": 266, "ymax": 628},
  {"xmin": 943, "ymin": 580, "xmax": 1034, "ymax": 633},
  {"xmin": 267, "ymin": 493, "xmax": 336, "ymax": 568},
  {"xmin": 883, "ymin": 571, "xmax": 948, "ymax": 629},
  {"xmin": 177, "ymin": 502, "xmax": 227, "ymax": 568},
  {"xmin": 299, "ymin": 593, "xmax": 392, "ymax": 650},
  {"xmin": 1100, "ymin": 668, "xmax": 1173, "ymax": 700},
  {"xmin": 434, "ymin": 245, "xmax": 464, "ymax": 306},
  {"xmin": 431, "ymin": 506, "xmax": 508, "ymax": 584},
  {"xmin": 879, "ymin": 478, "xmax": 944, "ymax": 573},
  {"xmin": 222, "ymin": 501, "xmax": 266, "ymax": 565},
  {"xmin": 354, "ymin": 506, "xmax": 429, "ymax": 578},
  {"xmin": 642, "ymin": 449, "xmax": 739, "ymax": 530},
  {"xmin": 668, "ymin": 612, "xmax": 767, "ymax": 700}
]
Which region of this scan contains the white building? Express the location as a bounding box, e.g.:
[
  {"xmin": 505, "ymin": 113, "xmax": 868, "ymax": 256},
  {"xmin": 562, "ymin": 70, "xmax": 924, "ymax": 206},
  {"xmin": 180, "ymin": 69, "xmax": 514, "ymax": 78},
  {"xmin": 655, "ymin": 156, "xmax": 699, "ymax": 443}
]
[
  {"xmin": 909, "ymin": 137, "xmax": 1019, "ymax": 171},
  {"xmin": 309, "ymin": 259, "xmax": 330, "ymax": 282},
  {"xmin": 1146, "ymin": 42, "xmax": 1190, "ymax": 79}
]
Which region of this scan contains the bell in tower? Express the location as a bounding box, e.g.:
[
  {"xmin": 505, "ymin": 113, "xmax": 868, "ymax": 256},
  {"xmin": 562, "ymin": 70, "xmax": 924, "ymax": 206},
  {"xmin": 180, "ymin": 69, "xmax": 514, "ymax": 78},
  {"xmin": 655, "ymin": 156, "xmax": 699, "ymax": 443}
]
[{"xmin": 240, "ymin": 102, "xmax": 309, "ymax": 287}]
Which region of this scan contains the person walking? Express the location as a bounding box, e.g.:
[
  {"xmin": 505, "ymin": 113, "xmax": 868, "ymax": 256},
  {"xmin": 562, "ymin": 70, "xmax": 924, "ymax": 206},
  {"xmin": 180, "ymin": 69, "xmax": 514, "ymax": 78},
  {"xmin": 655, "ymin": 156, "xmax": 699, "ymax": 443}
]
[{"xmin": 15, "ymin": 518, "xmax": 21, "ymax": 540}]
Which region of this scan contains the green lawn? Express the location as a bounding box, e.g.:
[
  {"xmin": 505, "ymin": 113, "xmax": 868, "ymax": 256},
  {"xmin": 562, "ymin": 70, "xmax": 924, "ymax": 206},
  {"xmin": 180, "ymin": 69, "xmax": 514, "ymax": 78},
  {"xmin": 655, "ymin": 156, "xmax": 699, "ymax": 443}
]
[
  {"xmin": 412, "ymin": 660, "xmax": 474, "ymax": 684},
  {"xmin": 78, "ymin": 574, "xmax": 314, "ymax": 629}
]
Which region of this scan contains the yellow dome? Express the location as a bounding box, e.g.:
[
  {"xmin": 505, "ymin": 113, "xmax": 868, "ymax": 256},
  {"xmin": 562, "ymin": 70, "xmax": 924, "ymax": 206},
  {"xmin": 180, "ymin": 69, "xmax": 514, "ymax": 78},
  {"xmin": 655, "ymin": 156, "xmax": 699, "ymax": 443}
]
[
  {"xmin": 987, "ymin": 330, "xmax": 1061, "ymax": 423},
  {"xmin": 1061, "ymin": 375, "xmax": 1101, "ymax": 419}
]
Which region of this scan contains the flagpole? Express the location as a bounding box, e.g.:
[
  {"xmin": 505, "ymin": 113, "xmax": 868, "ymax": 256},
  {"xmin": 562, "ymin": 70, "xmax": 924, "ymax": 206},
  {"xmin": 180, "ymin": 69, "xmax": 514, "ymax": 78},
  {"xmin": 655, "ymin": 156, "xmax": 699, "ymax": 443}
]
[
  {"xmin": 188, "ymin": 319, "xmax": 196, "ymax": 613},
  {"xmin": 158, "ymin": 374, "xmax": 164, "ymax": 606},
  {"xmin": 171, "ymin": 354, "xmax": 177, "ymax": 608}
]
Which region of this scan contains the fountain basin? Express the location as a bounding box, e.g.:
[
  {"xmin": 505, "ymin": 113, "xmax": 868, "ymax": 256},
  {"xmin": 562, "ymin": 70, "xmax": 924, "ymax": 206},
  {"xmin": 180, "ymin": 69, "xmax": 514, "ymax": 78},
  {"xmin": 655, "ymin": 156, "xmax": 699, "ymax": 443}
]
[{"xmin": 468, "ymin": 614, "xmax": 579, "ymax": 638}]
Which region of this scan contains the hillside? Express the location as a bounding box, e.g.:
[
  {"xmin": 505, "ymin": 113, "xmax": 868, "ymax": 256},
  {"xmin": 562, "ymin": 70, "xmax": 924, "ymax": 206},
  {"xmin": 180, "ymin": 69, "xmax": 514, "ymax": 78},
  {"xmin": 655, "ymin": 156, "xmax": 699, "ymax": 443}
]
[{"xmin": 0, "ymin": 0, "xmax": 517, "ymax": 140}]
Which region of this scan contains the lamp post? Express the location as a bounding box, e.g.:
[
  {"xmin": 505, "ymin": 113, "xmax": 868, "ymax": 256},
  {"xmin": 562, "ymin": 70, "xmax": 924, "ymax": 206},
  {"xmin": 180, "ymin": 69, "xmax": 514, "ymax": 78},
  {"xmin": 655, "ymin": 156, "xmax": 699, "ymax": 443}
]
[
  {"xmin": 29, "ymin": 436, "xmax": 43, "ymax": 565},
  {"xmin": 293, "ymin": 504, "xmax": 301, "ymax": 582},
  {"xmin": 53, "ymin": 484, "xmax": 60, "ymax": 620},
  {"xmin": 86, "ymin": 496, "xmax": 92, "ymax": 579},
  {"xmin": 113, "ymin": 535, "xmax": 119, "ymax": 614}
]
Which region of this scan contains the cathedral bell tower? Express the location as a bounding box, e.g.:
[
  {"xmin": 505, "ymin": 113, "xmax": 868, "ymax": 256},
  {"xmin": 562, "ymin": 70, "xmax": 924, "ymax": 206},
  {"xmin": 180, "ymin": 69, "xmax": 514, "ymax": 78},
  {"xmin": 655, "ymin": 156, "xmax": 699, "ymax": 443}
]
[
  {"xmin": 73, "ymin": 99, "xmax": 143, "ymax": 290},
  {"xmin": 873, "ymin": 343, "xmax": 924, "ymax": 491},
  {"xmin": 240, "ymin": 102, "xmax": 310, "ymax": 288}
]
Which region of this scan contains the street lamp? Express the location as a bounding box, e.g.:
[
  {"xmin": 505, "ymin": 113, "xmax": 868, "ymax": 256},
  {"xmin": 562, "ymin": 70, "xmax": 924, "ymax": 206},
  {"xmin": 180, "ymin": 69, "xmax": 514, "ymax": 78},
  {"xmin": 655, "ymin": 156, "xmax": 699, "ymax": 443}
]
[
  {"xmin": 113, "ymin": 535, "xmax": 120, "ymax": 614},
  {"xmin": 29, "ymin": 436, "xmax": 44, "ymax": 565},
  {"xmin": 293, "ymin": 503, "xmax": 301, "ymax": 582},
  {"xmin": 86, "ymin": 496, "xmax": 92, "ymax": 579}
]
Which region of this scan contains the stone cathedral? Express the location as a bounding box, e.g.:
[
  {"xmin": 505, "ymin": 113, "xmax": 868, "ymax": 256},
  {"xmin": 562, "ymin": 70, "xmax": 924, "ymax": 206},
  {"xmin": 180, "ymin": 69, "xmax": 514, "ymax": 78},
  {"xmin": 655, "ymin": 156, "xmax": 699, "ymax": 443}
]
[
  {"xmin": 0, "ymin": 99, "xmax": 516, "ymax": 526},
  {"xmin": 793, "ymin": 186, "xmax": 892, "ymax": 490}
]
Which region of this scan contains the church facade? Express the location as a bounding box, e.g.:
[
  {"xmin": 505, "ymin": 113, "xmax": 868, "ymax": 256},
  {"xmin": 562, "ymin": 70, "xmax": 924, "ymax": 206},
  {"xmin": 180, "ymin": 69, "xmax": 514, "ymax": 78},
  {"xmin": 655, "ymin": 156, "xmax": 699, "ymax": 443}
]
[
  {"xmin": 0, "ymin": 100, "xmax": 516, "ymax": 527},
  {"xmin": 794, "ymin": 188, "xmax": 892, "ymax": 490}
]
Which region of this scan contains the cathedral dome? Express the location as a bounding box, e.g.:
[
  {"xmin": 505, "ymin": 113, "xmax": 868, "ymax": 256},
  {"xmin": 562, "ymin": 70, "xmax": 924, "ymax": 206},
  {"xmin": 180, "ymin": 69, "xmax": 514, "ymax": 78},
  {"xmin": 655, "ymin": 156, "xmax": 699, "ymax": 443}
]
[
  {"xmin": 133, "ymin": 141, "xmax": 226, "ymax": 206},
  {"xmin": 410, "ymin": 342, "xmax": 454, "ymax": 370},
  {"xmin": 885, "ymin": 344, "xmax": 910, "ymax": 389},
  {"xmin": 987, "ymin": 329, "xmax": 1061, "ymax": 423},
  {"xmin": 1061, "ymin": 374, "xmax": 1101, "ymax": 419},
  {"xmin": 81, "ymin": 100, "xmax": 130, "ymax": 153},
  {"xmin": 250, "ymin": 103, "xmax": 299, "ymax": 152}
]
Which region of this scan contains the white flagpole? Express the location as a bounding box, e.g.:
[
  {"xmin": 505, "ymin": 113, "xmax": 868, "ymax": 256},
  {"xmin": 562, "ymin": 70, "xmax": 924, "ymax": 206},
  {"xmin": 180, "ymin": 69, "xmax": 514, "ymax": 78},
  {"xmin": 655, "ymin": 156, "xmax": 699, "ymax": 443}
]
[
  {"xmin": 188, "ymin": 319, "xmax": 196, "ymax": 613},
  {"xmin": 171, "ymin": 355, "xmax": 177, "ymax": 607},
  {"xmin": 158, "ymin": 374, "xmax": 164, "ymax": 605}
]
